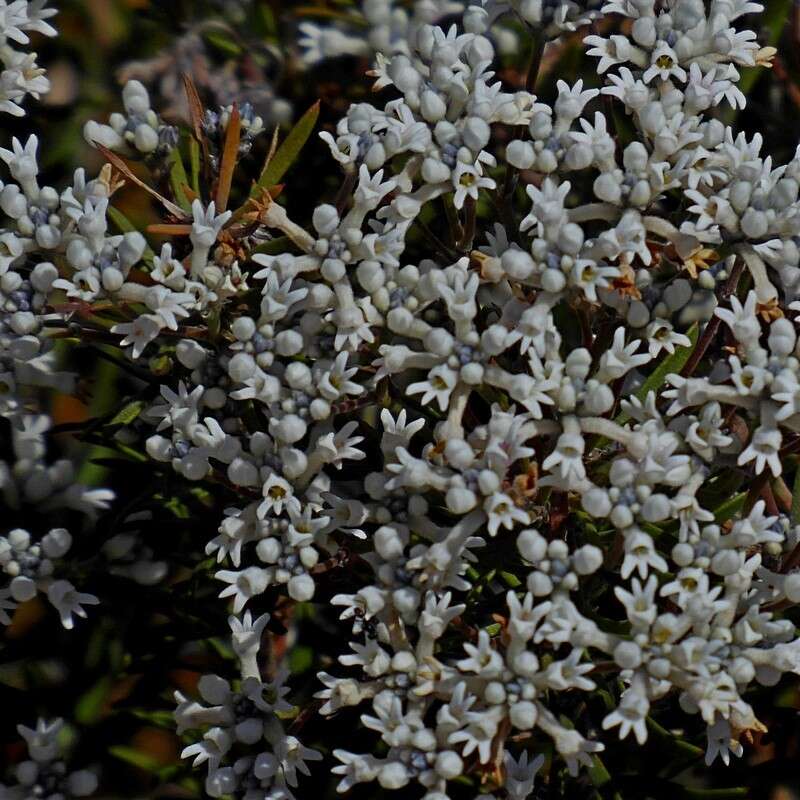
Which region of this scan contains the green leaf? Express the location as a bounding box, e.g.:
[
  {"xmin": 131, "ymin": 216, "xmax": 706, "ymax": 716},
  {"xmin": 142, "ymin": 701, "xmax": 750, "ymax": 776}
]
[
  {"xmin": 289, "ymin": 645, "xmax": 314, "ymax": 674},
  {"xmin": 587, "ymin": 754, "xmax": 612, "ymax": 789},
  {"xmin": 499, "ymin": 570, "xmax": 522, "ymax": 588},
  {"xmin": 254, "ymin": 3, "xmax": 277, "ymax": 36},
  {"xmin": 792, "ymin": 469, "xmax": 800, "ymax": 524},
  {"xmin": 636, "ymin": 322, "xmax": 698, "ymax": 403},
  {"xmin": 75, "ymin": 676, "xmax": 112, "ymax": 724},
  {"xmin": 109, "ymin": 745, "xmax": 166, "ymax": 774},
  {"xmin": 253, "ymin": 100, "xmax": 320, "ymax": 194},
  {"xmin": 713, "ymin": 492, "xmax": 747, "ymax": 525},
  {"xmin": 77, "ymin": 358, "xmax": 118, "ymax": 486},
  {"xmin": 207, "ymin": 636, "xmax": 234, "ymax": 659},
  {"xmin": 682, "ymin": 789, "xmax": 749, "ymax": 799},
  {"xmin": 107, "ymin": 206, "xmax": 156, "ymax": 263},
  {"xmin": 188, "ymin": 138, "xmax": 201, "ymax": 195},
  {"xmin": 109, "ymin": 400, "xmax": 146, "ymax": 426},
  {"xmin": 164, "ymin": 496, "xmax": 190, "ymax": 519},
  {"xmin": 646, "ymin": 716, "xmax": 704, "ymax": 759},
  {"xmin": 203, "ymin": 29, "xmax": 243, "ymax": 56},
  {"xmin": 129, "ymin": 709, "xmax": 177, "ymax": 728},
  {"xmin": 617, "ymin": 322, "xmax": 699, "ymax": 425},
  {"xmin": 168, "ymin": 147, "xmax": 192, "ymax": 212},
  {"xmin": 252, "ymin": 235, "xmax": 293, "ymax": 256}
]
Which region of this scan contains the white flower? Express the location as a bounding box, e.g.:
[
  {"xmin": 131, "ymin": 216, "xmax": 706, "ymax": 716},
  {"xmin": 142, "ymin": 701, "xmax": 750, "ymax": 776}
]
[
  {"xmin": 215, "ymin": 567, "xmax": 269, "ymax": 614},
  {"xmin": 584, "ymin": 34, "xmax": 635, "ymax": 74},
  {"xmin": 595, "ymin": 327, "xmax": 651, "ymax": 382},
  {"xmin": 407, "ymin": 364, "xmax": 459, "ymax": 411},
  {"xmin": 715, "ymin": 290, "xmax": 761, "ymax": 343},
  {"xmin": 645, "ymin": 319, "xmax": 691, "ymax": 358},
  {"xmin": 643, "ymin": 42, "xmax": 687, "ymax": 84},
  {"xmin": 737, "ymin": 424, "xmax": 782, "ymax": 477},
  {"xmin": 614, "ymin": 575, "xmax": 659, "ymax": 628},
  {"xmin": 457, "ymin": 629, "xmax": 504, "ymax": 677},
  {"xmin": 542, "ymin": 428, "xmax": 586, "ymax": 484},
  {"xmin": 504, "ymin": 750, "xmax": 545, "ymax": 800},
  {"xmin": 190, "ymin": 200, "xmax": 231, "ymax": 277},
  {"xmin": 705, "ymin": 718, "xmax": 744, "ymax": 766},
  {"xmin": 17, "ymin": 718, "xmax": 63, "ymax": 761},
  {"xmin": 621, "ymin": 529, "xmax": 668, "ymax": 580},
  {"xmin": 602, "ymin": 683, "xmax": 650, "ymax": 744},
  {"xmin": 258, "ymin": 473, "xmax": 297, "ymax": 517},
  {"xmin": 452, "ymin": 162, "xmax": 495, "ymax": 210},
  {"xmin": 111, "ymin": 315, "xmax": 162, "ymax": 359},
  {"xmin": 46, "ymin": 580, "xmax": 99, "ymax": 629},
  {"xmin": 484, "ymin": 492, "xmax": 530, "ymax": 536}
]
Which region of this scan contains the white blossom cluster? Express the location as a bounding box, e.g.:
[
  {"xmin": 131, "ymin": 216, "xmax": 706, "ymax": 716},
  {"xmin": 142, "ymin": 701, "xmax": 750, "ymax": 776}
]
[
  {"xmin": 0, "ymin": 718, "xmax": 98, "ymax": 800},
  {"xmin": 0, "ymin": 2, "xmax": 116, "ymax": 635},
  {"xmin": 115, "ymin": 0, "xmax": 293, "ymax": 129},
  {"xmin": 83, "ymin": 79, "xmax": 178, "ymax": 160},
  {"xmin": 0, "ymin": 0, "xmax": 55, "ymax": 116},
  {"xmin": 297, "ymin": 0, "xmax": 467, "ymax": 66},
  {"xmin": 5, "ymin": 0, "xmax": 800, "ymax": 797},
  {"xmin": 297, "ymin": 0, "xmax": 603, "ymax": 67},
  {"xmin": 174, "ymin": 610, "xmax": 323, "ymax": 799}
]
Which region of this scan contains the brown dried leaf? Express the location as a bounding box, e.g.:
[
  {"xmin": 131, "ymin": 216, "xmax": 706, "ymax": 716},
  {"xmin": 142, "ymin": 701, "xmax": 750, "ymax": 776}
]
[
  {"xmin": 93, "ymin": 144, "xmax": 189, "ymax": 220},
  {"xmin": 146, "ymin": 224, "xmax": 192, "ymax": 236},
  {"xmin": 215, "ymin": 102, "xmax": 241, "ymax": 212},
  {"xmin": 181, "ymin": 72, "xmax": 206, "ymax": 144},
  {"xmin": 182, "ymin": 72, "xmax": 211, "ymax": 188}
]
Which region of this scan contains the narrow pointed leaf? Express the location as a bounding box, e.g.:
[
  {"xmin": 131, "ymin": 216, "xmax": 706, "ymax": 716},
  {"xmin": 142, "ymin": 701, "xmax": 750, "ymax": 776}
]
[
  {"xmin": 635, "ymin": 321, "xmax": 699, "ymax": 403},
  {"xmin": 215, "ymin": 102, "xmax": 241, "ymax": 211},
  {"xmin": 188, "ymin": 137, "xmax": 201, "ymax": 194},
  {"xmin": 106, "ymin": 206, "xmax": 155, "ymax": 262},
  {"xmin": 615, "ymin": 322, "xmax": 699, "ymax": 424},
  {"xmin": 168, "ymin": 147, "xmax": 192, "ymax": 212},
  {"xmin": 182, "ymin": 73, "xmax": 210, "ymax": 187},
  {"xmin": 94, "ymin": 144, "xmax": 188, "ymax": 220},
  {"xmin": 253, "ymin": 100, "xmax": 320, "ymax": 194},
  {"xmin": 792, "ymin": 468, "xmax": 800, "ymax": 523}
]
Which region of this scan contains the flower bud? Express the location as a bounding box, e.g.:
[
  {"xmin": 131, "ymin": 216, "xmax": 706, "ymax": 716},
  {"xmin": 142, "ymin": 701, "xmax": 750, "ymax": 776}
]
[
  {"xmin": 122, "ymin": 80, "xmax": 151, "ymax": 114},
  {"xmin": 501, "ymin": 248, "xmax": 534, "ymax": 280},
  {"xmin": 463, "ymin": 117, "xmax": 491, "ymax": 151},
  {"xmin": 573, "ymin": 544, "xmax": 603, "ymax": 575},
  {"xmin": 582, "ymin": 487, "xmax": 612, "ymax": 517},
  {"xmin": 378, "ymin": 763, "xmax": 409, "ymax": 790},
  {"xmin": 288, "ymin": 574, "xmax": 315, "ymax": 601},
  {"xmin": 41, "ymin": 528, "xmax": 72, "ymax": 559},
  {"xmin": 435, "ymin": 751, "xmax": 463, "ymax": 779},
  {"xmin": 741, "ymin": 207, "xmax": 768, "ymax": 239},
  {"xmin": 518, "ymin": 528, "xmax": 547, "ymax": 562},
  {"xmin": 784, "ymin": 572, "xmax": 800, "ymax": 603},
  {"xmin": 614, "ymin": 641, "xmax": 642, "ymax": 669},
  {"xmin": 134, "ymin": 125, "xmax": 159, "ymax": 153},
  {"xmin": 509, "ymin": 699, "xmax": 538, "ymax": 730},
  {"xmin": 506, "ymin": 139, "xmax": 534, "ymax": 170}
]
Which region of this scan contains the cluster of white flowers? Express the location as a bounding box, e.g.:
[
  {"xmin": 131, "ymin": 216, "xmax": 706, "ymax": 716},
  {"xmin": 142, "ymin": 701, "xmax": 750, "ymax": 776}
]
[
  {"xmin": 116, "ymin": 0, "xmax": 293, "ymax": 130},
  {"xmin": 0, "ymin": 718, "xmax": 98, "ymax": 800},
  {"xmin": 297, "ymin": 0, "xmax": 467, "ymax": 66},
  {"xmin": 297, "ymin": 0, "xmax": 604, "ymax": 67},
  {"xmin": 6, "ymin": 0, "xmax": 800, "ymax": 797},
  {"xmin": 175, "ymin": 610, "xmax": 323, "ymax": 798},
  {"xmin": 83, "ymin": 79, "xmax": 178, "ymax": 159},
  {"xmin": 0, "ymin": 2, "xmax": 116, "ymax": 637},
  {"xmin": 0, "ymin": 0, "xmax": 55, "ymax": 116}
]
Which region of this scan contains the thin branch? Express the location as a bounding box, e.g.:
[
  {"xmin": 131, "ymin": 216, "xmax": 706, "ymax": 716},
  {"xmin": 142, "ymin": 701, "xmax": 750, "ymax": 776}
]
[
  {"xmin": 525, "ymin": 32, "xmax": 546, "ymax": 93},
  {"xmin": 680, "ymin": 256, "xmax": 745, "ymax": 378}
]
